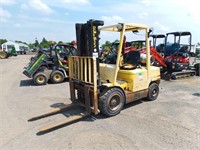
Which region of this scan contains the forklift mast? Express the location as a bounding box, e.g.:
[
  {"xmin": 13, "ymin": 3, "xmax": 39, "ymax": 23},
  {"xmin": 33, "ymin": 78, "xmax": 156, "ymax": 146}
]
[
  {"xmin": 75, "ymin": 19, "xmax": 104, "ymax": 85},
  {"xmin": 76, "ymin": 19, "xmax": 104, "ymax": 56}
]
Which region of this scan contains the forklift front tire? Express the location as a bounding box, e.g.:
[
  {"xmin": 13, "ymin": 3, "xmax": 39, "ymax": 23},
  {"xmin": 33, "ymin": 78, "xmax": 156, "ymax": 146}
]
[
  {"xmin": 33, "ymin": 72, "xmax": 48, "ymax": 85},
  {"xmin": 50, "ymin": 70, "xmax": 64, "ymax": 84},
  {"xmin": 147, "ymin": 83, "xmax": 159, "ymax": 101},
  {"xmin": 99, "ymin": 88, "xmax": 125, "ymax": 117}
]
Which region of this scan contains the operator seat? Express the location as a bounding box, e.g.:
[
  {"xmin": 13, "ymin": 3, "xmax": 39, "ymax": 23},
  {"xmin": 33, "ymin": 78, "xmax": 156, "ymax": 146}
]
[{"xmin": 121, "ymin": 50, "xmax": 140, "ymax": 70}]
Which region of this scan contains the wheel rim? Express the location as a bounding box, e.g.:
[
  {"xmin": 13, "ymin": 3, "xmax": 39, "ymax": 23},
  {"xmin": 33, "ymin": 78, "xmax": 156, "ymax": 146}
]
[
  {"xmin": 53, "ymin": 74, "xmax": 61, "ymax": 82},
  {"xmin": 37, "ymin": 76, "xmax": 45, "ymax": 83},
  {"xmin": 108, "ymin": 94, "xmax": 122, "ymax": 112},
  {"xmin": 0, "ymin": 53, "xmax": 6, "ymax": 59},
  {"xmin": 152, "ymin": 89, "xmax": 157, "ymax": 97}
]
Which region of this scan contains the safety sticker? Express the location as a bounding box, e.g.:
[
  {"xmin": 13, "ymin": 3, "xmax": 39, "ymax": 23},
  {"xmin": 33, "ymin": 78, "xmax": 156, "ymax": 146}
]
[{"xmin": 138, "ymin": 72, "xmax": 143, "ymax": 81}]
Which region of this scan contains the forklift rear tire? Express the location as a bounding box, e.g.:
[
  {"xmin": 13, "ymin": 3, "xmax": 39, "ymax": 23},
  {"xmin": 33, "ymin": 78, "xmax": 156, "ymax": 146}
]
[
  {"xmin": 147, "ymin": 83, "xmax": 159, "ymax": 101},
  {"xmin": 33, "ymin": 72, "xmax": 48, "ymax": 85},
  {"xmin": 51, "ymin": 70, "xmax": 64, "ymax": 84},
  {"xmin": 99, "ymin": 88, "xmax": 125, "ymax": 117}
]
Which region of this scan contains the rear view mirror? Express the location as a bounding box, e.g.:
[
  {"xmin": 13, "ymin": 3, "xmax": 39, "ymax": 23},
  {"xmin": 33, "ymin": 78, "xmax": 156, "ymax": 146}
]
[
  {"xmin": 148, "ymin": 27, "xmax": 154, "ymax": 37},
  {"xmin": 132, "ymin": 30, "xmax": 139, "ymax": 34}
]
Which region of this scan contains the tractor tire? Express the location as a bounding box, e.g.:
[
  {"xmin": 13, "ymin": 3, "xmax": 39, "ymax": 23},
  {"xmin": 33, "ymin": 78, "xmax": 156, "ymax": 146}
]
[
  {"xmin": 171, "ymin": 74, "xmax": 176, "ymax": 80},
  {"xmin": 33, "ymin": 72, "xmax": 48, "ymax": 85},
  {"xmin": 99, "ymin": 88, "xmax": 125, "ymax": 117},
  {"xmin": 147, "ymin": 83, "xmax": 159, "ymax": 101},
  {"xmin": 0, "ymin": 52, "xmax": 7, "ymax": 59},
  {"xmin": 50, "ymin": 70, "xmax": 64, "ymax": 84}
]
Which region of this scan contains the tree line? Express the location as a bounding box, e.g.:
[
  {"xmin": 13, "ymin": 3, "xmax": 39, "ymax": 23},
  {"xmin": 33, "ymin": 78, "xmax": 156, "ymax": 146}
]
[
  {"xmin": 0, "ymin": 38, "xmax": 71, "ymax": 50},
  {"xmin": 29, "ymin": 38, "xmax": 70, "ymax": 50},
  {"xmin": 1, "ymin": 38, "xmax": 200, "ymax": 50}
]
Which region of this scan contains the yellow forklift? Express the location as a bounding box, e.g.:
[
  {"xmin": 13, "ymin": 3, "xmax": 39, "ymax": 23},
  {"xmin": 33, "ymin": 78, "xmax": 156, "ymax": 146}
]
[{"xmin": 29, "ymin": 20, "xmax": 161, "ymax": 133}]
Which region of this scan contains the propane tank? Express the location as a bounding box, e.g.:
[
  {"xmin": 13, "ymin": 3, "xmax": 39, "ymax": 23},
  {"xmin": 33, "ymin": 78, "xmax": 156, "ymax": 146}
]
[{"xmin": 140, "ymin": 53, "xmax": 155, "ymax": 65}]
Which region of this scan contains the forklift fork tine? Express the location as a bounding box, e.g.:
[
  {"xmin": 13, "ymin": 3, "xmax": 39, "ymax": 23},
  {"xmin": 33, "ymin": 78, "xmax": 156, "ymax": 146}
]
[
  {"xmin": 38, "ymin": 111, "xmax": 90, "ymax": 133},
  {"xmin": 28, "ymin": 103, "xmax": 76, "ymax": 121}
]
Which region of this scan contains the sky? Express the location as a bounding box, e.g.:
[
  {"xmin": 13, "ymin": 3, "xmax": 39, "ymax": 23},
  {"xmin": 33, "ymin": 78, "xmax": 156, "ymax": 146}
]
[{"xmin": 0, "ymin": 0, "xmax": 200, "ymax": 45}]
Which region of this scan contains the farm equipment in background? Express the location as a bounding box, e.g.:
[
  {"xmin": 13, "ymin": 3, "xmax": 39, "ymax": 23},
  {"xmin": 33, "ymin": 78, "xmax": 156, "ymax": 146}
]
[
  {"xmin": 0, "ymin": 46, "xmax": 17, "ymax": 59},
  {"xmin": 100, "ymin": 37, "xmax": 167, "ymax": 71},
  {"xmin": 195, "ymin": 45, "xmax": 200, "ymax": 57},
  {"xmin": 123, "ymin": 38, "xmax": 167, "ymax": 69},
  {"xmin": 150, "ymin": 34, "xmax": 165, "ymax": 56},
  {"xmin": 164, "ymin": 32, "xmax": 191, "ymax": 56},
  {"xmin": 124, "ymin": 40, "xmax": 145, "ymax": 54},
  {"xmin": 23, "ymin": 43, "xmax": 77, "ymax": 85},
  {"xmin": 99, "ymin": 41, "xmax": 118, "ymax": 64},
  {"xmin": 163, "ymin": 32, "xmax": 196, "ymax": 79},
  {"xmin": 0, "ymin": 51, "xmax": 9, "ymax": 59},
  {"xmin": 29, "ymin": 20, "xmax": 161, "ymax": 133},
  {"xmin": 99, "ymin": 30, "xmax": 198, "ymax": 79}
]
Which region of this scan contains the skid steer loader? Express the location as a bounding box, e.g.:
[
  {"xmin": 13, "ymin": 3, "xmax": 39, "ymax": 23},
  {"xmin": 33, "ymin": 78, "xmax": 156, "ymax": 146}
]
[
  {"xmin": 29, "ymin": 20, "xmax": 161, "ymax": 133},
  {"xmin": 23, "ymin": 43, "xmax": 76, "ymax": 85}
]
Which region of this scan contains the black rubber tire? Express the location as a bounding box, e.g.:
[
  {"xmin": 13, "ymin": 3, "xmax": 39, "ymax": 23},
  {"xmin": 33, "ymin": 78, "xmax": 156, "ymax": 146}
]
[
  {"xmin": 194, "ymin": 63, "xmax": 200, "ymax": 76},
  {"xmin": 33, "ymin": 72, "xmax": 48, "ymax": 85},
  {"xmin": 5, "ymin": 53, "xmax": 10, "ymax": 58},
  {"xmin": 0, "ymin": 52, "xmax": 7, "ymax": 59},
  {"xmin": 50, "ymin": 70, "xmax": 64, "ymax": 84},
  {"xmin": 147, "ymin": 83, "xmax": 159, "ymax": 101},
  {"xmin": 171, "ymin": 74, "xmax": 176, "ymax": 80},
  {"xmin": 99, "ymin": 88, "xmax": 125, "ymax": 117}
]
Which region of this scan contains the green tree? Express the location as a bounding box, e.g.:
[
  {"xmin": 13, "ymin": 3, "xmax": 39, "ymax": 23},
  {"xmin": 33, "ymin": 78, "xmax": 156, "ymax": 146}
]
[
  {"xmin": 102, "ymin": 41, "xmax": 112, "ymax": 49},
  {"xmin": 15, "ymin": 40, "xmax": 22, "ymax": 43},
  {"xmin": 40, "ymin": 37, "xmax": 50, "ymax": 48},
  {"xmin": 28, "ymin": 43, "xmax": 35, "ymax": 49},
  {"xmin": 0, "ymin": 39, "xmax": 7, "ymax": 45},
  {"xmin": 15, "ymin": 40, "xmax": 28, "ymax": 45},
  {"xmin": 58, "ymin": 41, "xmax": 63, "ymax": 44},
  {"xmin": 114, "ymin": 39, "xmax": 120, "ymax": 43}
]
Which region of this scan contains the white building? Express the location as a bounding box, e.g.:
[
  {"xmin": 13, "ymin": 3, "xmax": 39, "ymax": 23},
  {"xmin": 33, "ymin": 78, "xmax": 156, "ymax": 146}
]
[
  {"xmin": 1, "ymin": 41, "xmax": 20, "ymax": 52},
  {"xmin": 1, "ymin": 41, "xmax": 29, "ymax": 54},
  {"xmin": 18, "ymin": 43, "xmax": 29, "ymax": 52}
]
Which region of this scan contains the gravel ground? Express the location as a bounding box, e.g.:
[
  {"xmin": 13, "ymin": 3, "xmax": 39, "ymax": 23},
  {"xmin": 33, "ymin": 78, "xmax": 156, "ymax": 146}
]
[{"xmin": 0, "ymin": 55, "xmax": 200, "ymax": 150}]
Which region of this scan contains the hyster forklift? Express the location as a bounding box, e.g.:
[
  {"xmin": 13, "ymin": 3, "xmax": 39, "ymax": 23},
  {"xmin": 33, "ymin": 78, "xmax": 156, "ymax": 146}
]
[
  {"xmin": 29, "ymin": 20, "xmax": 161, "ymax": 133},
  {"xmin": 23, "ymin": 43, "xmax": 76, "ymax": 85}
]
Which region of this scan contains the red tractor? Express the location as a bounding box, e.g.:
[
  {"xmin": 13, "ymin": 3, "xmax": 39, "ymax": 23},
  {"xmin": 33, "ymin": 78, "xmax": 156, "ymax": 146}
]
[{"xmin": 164, "ymin": 32, "xmax": 191, "ymax": 71}]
